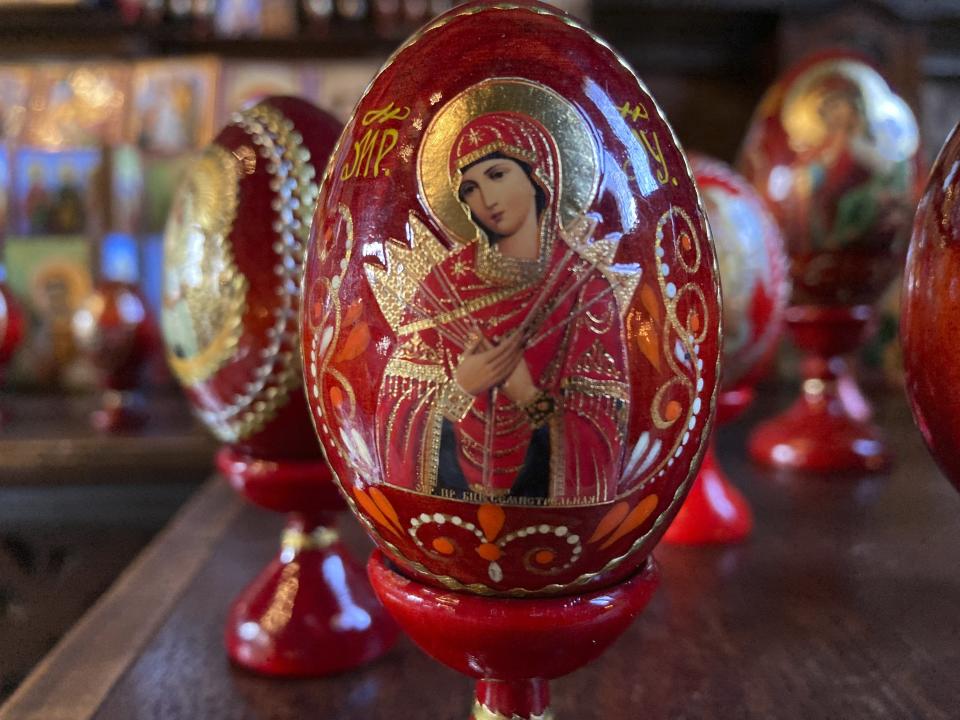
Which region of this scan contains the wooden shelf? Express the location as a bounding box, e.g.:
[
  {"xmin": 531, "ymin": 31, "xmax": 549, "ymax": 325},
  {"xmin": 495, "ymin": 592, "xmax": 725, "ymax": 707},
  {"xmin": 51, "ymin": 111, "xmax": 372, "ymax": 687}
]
[
  {"xmin": 0, "ymin": 6, "xmax": 143, "ymax": 58},
  {"xmin": 152, "ymin": 29, "xmax": 397, "ymax": 60},
  {"xmin": 0, "ymin": 393, "xmax": 216, "ymax": 485},
  {"xmin": 0, "ymin": 5, "xmax": 396, "ymax": 60}
]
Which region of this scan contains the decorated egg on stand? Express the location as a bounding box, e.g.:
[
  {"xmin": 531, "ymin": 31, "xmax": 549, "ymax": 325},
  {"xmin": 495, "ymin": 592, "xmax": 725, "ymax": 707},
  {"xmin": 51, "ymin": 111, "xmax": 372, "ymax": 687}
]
[
  {"xmin": 902, "ymin": 121, "xmax": 960, "ymax": 493},
  {"xmin": 71, "ymin": 280, "xmax": 155, "ymax": 432},
  {"xmin": 664, "ymin": 154, "xmax": 790, "ymax": 545},
  {"xmin": 0, "ymin": 266, "xmax": 24, "ymax": 427},
  {"xmin": 301, "ymin": 3, "xmax": 721, "ymax": 717},
  {"xmin": 161, "ymin": 96, "xmax": 397, "ymax": 676},
  {"xmin": 739, "ymin": 51, "xmax": 920, "ymax": 473}
]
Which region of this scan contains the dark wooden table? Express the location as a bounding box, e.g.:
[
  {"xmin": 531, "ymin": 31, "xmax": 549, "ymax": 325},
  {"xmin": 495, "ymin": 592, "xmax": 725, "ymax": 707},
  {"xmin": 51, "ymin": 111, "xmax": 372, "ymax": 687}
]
[
  {"xmin": 0, "ymin": 392, "xmax": 215, "ymax": 701},
  {"xmin": 2, "ymin": 389, "xmax": 958, "ymax": 720}
]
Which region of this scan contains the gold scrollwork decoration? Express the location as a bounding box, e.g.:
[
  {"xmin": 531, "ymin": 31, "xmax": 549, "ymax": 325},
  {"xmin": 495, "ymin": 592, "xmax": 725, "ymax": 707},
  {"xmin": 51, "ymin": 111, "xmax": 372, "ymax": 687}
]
[
  {"xmin": 281, "ymin": 526, "xmax": 340, "ymax": 553},
  {"xmin": 665, "ymin": 204, "xmax": 702, "ymax": 275},
  {"xmin": 306, "ymin": 204, "xmax": 372, "ymax": 475},
  {"xmin": 634, "ymin": 206, "xmax": 706, "ymax": 479}
]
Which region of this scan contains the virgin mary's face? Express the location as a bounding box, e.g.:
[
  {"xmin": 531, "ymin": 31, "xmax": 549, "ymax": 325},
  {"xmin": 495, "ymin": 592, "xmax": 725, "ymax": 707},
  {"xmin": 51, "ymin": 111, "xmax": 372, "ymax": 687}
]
[
  {"xmin": 819, "ymin": 89, "xmax": 863, "ymax": 138},
  {"xmin": 458, "ymin": 157, "xmax": 538, "ymax": 240}
]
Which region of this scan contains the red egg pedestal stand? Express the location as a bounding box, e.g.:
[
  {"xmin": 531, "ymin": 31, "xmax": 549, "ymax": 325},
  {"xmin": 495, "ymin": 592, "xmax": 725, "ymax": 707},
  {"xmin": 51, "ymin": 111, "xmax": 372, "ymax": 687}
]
[
  {"xmin": 91, "ymin": 390, "xmax": 148, "ymax": 433},
  {"xmin": 369, "ymin": 549, "xmax": 660, "ymax": 720},
  {"xmin": 664, "ymin": 387, "xmax": 755, "ymax": 545},
  {"xmin": 77, "ymin": 281, "xmax": 154, "ymax": 434},
  {"xmin": 749, "ymin": 304, "xmax": 890, "ymax": 473},
  {"xmin": 217, "ymin": 447, "xmax": 398, "ymax": 676}
]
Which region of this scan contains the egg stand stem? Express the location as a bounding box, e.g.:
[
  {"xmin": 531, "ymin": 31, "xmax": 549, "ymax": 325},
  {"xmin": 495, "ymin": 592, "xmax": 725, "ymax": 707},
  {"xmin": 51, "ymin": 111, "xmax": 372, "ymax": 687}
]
[
  {"xmin": 748, "ymin": 304, "xmax": 890, "ymax": 473},
  {"xmin": 217, "ymin": 447, "xmax": 398, "ymax": 676}
]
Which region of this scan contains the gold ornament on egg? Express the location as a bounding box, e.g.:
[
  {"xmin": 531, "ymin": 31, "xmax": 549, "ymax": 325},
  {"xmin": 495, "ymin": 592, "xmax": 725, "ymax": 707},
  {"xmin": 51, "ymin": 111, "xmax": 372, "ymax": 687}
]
[{"xmin": 162, "ymin": 143, "xmax": 248, "ymax": 388}]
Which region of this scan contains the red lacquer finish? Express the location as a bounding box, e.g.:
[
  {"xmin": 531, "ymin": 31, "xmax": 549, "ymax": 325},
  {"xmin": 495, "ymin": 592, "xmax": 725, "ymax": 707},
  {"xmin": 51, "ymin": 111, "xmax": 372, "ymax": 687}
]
[
  {"xmin": 162, "ymin": 96, "xmax": 344, "ymax": 460},
  {"xmin": 749, "ymin": 304, "xmax": 890, "ymax": 472},
  {"xmin": 902, "ymin": 121, "xmax": 960, "ymax": 492},
  {"xmin": 0, "ymin": 278, "xmax": 25, "ymax": 427},
  {"xmin": 665, "ymin": 388, "xmax": 757, "ymax": 544},
  {"xmin": 71, "ymin": 280, "xmax": 155, "ymax": 432},
  {"xmin": 303, "ymin": 4, "xmax": 719, "ymax": 712},
  {"xmin": 161, "ymin": 96, "xmax": 397, "ymax": 676},
  {"xmin": 217, "ymin": 446, "xmax": 344, "ymax": 515},
  {"xmin": 220, "ymin": 450, "xmax": 398, "ymax": 676},
  {"xmin": 301, "ymin": 0, "xmax": 721, "ymax": 599},
  {"xmin": 664, "ymin": 156, "xmax": 789, "ymax": 544},
  {"xmin": 739, "ymin": 51, "xmax": 919, "ymax": 474},
  {"xmin": 368, "ymin": 549, "xmax": 659, "ymax": 720}
]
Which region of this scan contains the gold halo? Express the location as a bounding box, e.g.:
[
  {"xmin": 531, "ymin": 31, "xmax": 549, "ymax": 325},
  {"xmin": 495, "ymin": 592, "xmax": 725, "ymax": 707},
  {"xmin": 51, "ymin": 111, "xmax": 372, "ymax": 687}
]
[
  {"xmin": 418, "ymin": 77, "xmax": 600, "ymax": 243},
  {"xmin": 781, "ymin": 58, "xmax": 919, "ymax": 161}
]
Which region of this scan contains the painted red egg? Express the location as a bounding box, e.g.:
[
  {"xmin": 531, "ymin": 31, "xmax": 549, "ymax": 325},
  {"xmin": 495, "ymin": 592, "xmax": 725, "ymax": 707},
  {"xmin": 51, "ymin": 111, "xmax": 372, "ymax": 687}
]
[
  {"xmin": 0, "ymin": 278, "xmax": 24, "ymax": 367},
  {"xmin": 161, "ymin": 96, "xmax": 342, "ymax": 459},
  {"xmin": 72, "ymin": 280, "xmax": 154, "ymax": 389},
  {"xmin": 902, "ymin": 121, "xmax": 960, "ymax": 492},
  {"xmin": 691, "ymin": 154, "xmax": 789, "ymax": 390},
  {"xmin": 301, "ymin": 1, "xmax": 721, "ymax": 596},
  {"xmin": 0, "ymin": 276, "xmax": 24, "ymax": 427},
  {"xmin": 739, "ymin": 51, "xmax": 919, "ymax": 307}
]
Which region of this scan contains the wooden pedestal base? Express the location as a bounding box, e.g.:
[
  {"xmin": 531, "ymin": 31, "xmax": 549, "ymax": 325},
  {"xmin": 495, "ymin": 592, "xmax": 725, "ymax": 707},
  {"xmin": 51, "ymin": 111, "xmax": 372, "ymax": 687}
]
[
  {"xmin": 218, "ymin": 448, "xmax": 398, "ymax": 676},
  {"xmin": 749, "ymin": 305, "xmax": 890, "ymax": 474},
  {"xmin": 664, "ymin": 440, "xmax": 753, "ymax": 545},
  {"xmin": 368, "ymin": 549, "xmax": 659, "ymax": 720},
  {"xmin": 665, "ymin": 388, "xmax": 755, "ymax": 545}
]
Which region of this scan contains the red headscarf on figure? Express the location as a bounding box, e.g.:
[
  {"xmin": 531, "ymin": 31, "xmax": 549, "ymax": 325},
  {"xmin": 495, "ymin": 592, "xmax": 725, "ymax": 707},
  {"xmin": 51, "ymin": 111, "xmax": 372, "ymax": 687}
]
[{"xmin": 449, "ymin": 112, "xmax": 560, "ymax": 254}]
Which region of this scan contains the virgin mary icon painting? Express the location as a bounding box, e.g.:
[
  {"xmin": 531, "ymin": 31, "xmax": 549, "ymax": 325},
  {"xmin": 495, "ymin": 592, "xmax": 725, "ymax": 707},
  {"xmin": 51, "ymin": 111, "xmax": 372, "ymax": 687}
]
[
  {"xmin": 366, "ymin": 81, "xmax": 640, "ymax": 505},
  {"xmin": 302, "ymin": 3, "xmax": 720, "ymax": 596}
]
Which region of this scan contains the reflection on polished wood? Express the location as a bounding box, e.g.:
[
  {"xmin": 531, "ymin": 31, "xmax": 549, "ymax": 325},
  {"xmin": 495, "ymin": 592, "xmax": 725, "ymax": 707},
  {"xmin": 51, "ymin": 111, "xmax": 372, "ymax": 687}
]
[
  {"xmin": 0, "ymin": 391, "xmax": 214, "ymax": 703},
  {"xmin": 0, "ymin": 393, "xmax": 216, "ymax": 485},
  {"xmin": 0, "ymin": 482, "xmax": 203, "ymax": 704},
  {"xmin": 2, "ymin": 389, "xmax": 959, "ymax": 719}
]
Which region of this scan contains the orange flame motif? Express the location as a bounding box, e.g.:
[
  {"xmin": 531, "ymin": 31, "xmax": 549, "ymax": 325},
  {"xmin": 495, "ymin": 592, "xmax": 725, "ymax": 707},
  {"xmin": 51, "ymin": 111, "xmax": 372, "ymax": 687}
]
[
  {"xmin": 432, "ymin": 537, "xmax": 455, "ymax": 555},
  {"xmin": 477, "ymin": 504, "xmax": 506, "ymax": 541},
  {"xmin": 334, "ymin": 322, "xmax": 371, "ymax": 362},
  {"xmin": 353, "ymin": 485, "xmax": 403, "ymax": 538},
  {"xmin": 664, "ymin": 401, "xmax": 682, "ymax": 422},
  {"xmin": 588, "ymin": 501, "xmax": 629, "ymax": 543},
  {"xmin": 590, "ymin": 495, "xmax": 659, "ymax": 550},
  {"xmin": 641, "ymin": 283, "xmax": 662, "ymax": 323},
  {"xmin": 369, "ymin": 487, "xmax": 403, "ymax": 534},
  {"xmin": 331, "ymin": 298, "xmax": 370, "ymax": 363},
  {"xmin": 629, "ymin": 282, "xmax": 664, "ymax": 371},
  {"xmin": 343, "ymin": 299, "xmax": 364, "ymax": 326},
  {"xmin": 475, "ymin": 504, "xmax": 506, "ymax": 563}
]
